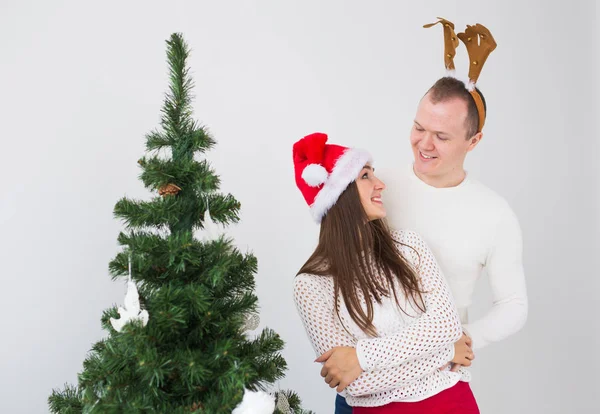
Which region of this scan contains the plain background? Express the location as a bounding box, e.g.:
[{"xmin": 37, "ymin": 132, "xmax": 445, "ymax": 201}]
[{"xmin": 1, "ymin": 1, "xmax": 598, "ymax": 413}]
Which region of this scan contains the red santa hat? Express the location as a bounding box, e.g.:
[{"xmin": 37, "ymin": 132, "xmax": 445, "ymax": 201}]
[{"xmin": 293, "ymin": 132, "xmax": 372, "ymax": 223}]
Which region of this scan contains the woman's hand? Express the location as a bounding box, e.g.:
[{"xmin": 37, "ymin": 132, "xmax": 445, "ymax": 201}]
[{"xmin": 316, "ymin": 346, "xmax": 363, "ymax": 392}]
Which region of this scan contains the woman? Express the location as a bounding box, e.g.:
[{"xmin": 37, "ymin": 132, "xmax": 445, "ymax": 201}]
[{"xmin": 292, "ymin": 132, "xmax": 478, "ymax": 413}]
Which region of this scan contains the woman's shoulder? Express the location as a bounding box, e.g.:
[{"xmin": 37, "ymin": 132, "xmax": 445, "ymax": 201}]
[
  {"xmin": 388, "ymin": 228, "xmax": 431, "ymax": 267},
  {"xmin": 389, "ymin": 228, "xmax": 426, "ymax": 249},
  {"xmin": 293, "ymin": 272, "xmax": 334, "ymax": 305},
  {"xmin": 294, "ymin": 272, "xmax": 334, "ymax": 290}
]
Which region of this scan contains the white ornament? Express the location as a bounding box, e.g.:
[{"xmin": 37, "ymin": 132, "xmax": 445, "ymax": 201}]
[
  {"xmin": 200, "ymin": 204, "xmax": 222, "ymax": 242},
  {"xmin": 302, "ymin": 163, "xmax": 328, "ymax": 187},
  {"xmin": 232, "ymin": 389, "xmax": 275, "ymax": 414},
  {"xmin": 110, "ymin": 256, "xmax": 149, "ymax": 332}
]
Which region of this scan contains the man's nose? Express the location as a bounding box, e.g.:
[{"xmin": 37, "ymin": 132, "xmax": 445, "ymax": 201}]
[{"xmin": 420, "ymin": 133, "xmax": 435, "ymax": 150}]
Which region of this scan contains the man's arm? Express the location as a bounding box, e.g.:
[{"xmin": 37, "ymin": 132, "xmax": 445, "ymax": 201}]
[{"xmin": 463, "ymin": 204, "xmax": 528, "ymax": 350}]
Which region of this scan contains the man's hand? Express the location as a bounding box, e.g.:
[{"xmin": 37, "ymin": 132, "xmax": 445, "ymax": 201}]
[
  {"xmin": 450, "ymin": 333, "xmax": 474, "ymax": 372},
  {"xmin": 315, "ymin": 346, "xmax": 363, "ymax": 392}
]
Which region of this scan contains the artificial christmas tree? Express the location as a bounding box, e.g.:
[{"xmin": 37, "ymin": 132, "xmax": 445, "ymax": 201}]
[{"xmin": 49, "ymin": 33, "xmax": 311, "ymax": 414}]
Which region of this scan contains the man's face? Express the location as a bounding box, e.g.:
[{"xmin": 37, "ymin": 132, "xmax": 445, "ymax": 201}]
[{"xmin": 410, "ymin": 93, "xmax": 480, "ymax": 180}]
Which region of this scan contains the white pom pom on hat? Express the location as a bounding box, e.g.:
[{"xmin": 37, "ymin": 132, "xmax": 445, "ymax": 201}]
[{"xmin": 302, "ymin": 163, "xmax": 329, "ymax": 187}]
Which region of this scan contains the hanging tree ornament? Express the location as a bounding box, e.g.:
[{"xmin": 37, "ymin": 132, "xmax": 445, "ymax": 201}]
[
  {"xmin": 275, "ymin": 391, "xmax": 291, "ymax": 414},
  {"xmin": 110, "ymin": 254, "xmax": 149, "ymax": 332},
  {"xmin": 242, "ymin": 313, "xmax": 260, "ymax": 332},
  {"xmin": 199, "ymin": 196, "xmax": 223, "ymax": 242},
  {"xmin": 232, "ymin": 389, "xmax": 275, "ymax": 414}
]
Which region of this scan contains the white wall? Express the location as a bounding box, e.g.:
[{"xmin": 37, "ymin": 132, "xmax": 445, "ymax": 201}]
[{"xmin": 0, "ymin": 1, "xmax": 597, "ymax": 412}]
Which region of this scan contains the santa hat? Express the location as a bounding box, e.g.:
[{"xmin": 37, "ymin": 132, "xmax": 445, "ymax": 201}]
[{"xmin": 293, "ymin": 132, "xmax": 371, "ymax": 223}]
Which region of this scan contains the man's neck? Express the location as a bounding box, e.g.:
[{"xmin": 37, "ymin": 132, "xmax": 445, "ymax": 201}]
[{"xmin": 413, "ymin": 166, "xmax": 467, "ymax": 188}]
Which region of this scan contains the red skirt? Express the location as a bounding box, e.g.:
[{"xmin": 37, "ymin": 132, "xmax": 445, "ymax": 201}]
[{"xmin": 352, "ymin": 381, "xmax": 479, "ymax": 414}]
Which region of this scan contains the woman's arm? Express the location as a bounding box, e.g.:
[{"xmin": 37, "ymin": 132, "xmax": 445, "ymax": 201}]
[
  {"xmin": 355, "ymin": 231, "xmax": 463, "ymax": 371},
  {"xmin": 294, "ymin": 268, "xmax": 459, "ymax": 394},
  {"xmin": 345, "ymin": 346, "xmax": 455, "ymax": 396}
]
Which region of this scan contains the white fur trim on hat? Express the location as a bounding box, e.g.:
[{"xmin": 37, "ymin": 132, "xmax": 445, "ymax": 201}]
[
  {"xmin": 302, "ymin": 163, "xmax": 329, "ymax": 187},
  {"xmin": 309, "ymin": 148, "xmax": 372, "ymax": 223}
]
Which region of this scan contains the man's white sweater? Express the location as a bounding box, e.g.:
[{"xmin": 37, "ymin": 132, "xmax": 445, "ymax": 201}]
[{"xmin": 384, "ymin": 165, "xmax": 528, "ymax": 349}]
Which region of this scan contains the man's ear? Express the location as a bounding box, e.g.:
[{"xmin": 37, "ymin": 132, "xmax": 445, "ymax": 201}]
[{"xmin": 466, "ymin": 132, "xmax": 483, "ymax": 153}]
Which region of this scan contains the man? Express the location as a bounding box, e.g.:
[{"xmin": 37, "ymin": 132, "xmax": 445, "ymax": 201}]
[{"xmin": 328, "ymin": 76, "xmax": 528, "ymax": 413}]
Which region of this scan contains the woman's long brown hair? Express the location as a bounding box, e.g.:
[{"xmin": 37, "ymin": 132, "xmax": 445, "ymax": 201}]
[{"xmin": 298, "ymin": 182, "xmax": 425, "ymax": 337}]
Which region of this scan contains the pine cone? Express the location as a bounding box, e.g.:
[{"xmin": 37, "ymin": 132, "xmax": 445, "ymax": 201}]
[
  {"xmin": 189, "ymin": 401, "xmax": 203, "ymax": 411},
  {"xmin": 158, "ymin": 183, "xmax": 182, "ymax": 196}
]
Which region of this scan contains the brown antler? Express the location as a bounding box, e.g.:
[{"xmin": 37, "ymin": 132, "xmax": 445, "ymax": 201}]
[
  {"xmin": 423, "ymin": 17, "xmax": 460, "ymax": 70},
  {"xmin": 457, "ymin": 23, "xmax": 497, "ymax": 84}
]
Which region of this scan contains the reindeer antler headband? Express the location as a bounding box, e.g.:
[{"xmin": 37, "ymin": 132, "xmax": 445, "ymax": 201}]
[{"xmin": 424, "ymin": 18, "xmax": 497, "ymax": 132}]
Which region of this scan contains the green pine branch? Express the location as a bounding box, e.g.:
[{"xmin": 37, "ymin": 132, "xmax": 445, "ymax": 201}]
[
  {"xmin": 138, "ymin": 157, "xmax": 220, "ymax": 193},
  {"xmin": 113, "ymin": 193, "xmax": 240, "ymax": 232},
  {"xmin": 49, "ymin": 385, "xmax": 84, "ymax": 414},
  {"xmin": 145, "ymin": 124, "xmax": 215, "ymax": 154}
]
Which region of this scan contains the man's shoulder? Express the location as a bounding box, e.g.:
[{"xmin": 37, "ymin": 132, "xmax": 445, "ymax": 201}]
[
  {"xmin": 466, "ymin": 178, "xmax": 514, "ymax": 213},
  {"xmin": 465, "ymin": 179, "xmax": 521, "ymax": 233}
]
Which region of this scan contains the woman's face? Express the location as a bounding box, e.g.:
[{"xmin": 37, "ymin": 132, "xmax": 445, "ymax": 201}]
[{"xmin": 355, "ymin": 164, "xmax": 386, "ymax": 221}]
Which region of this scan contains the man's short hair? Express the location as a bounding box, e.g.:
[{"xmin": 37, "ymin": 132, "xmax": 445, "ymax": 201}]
[{"xmin": 426, "ymin": 77, "xmax": 487, "ymax": 138}]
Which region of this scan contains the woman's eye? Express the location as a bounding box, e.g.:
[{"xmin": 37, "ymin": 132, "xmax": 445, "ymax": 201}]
[{"xmin": 362, "ymin": 172, "xmax": 369, "ymax": 179}]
